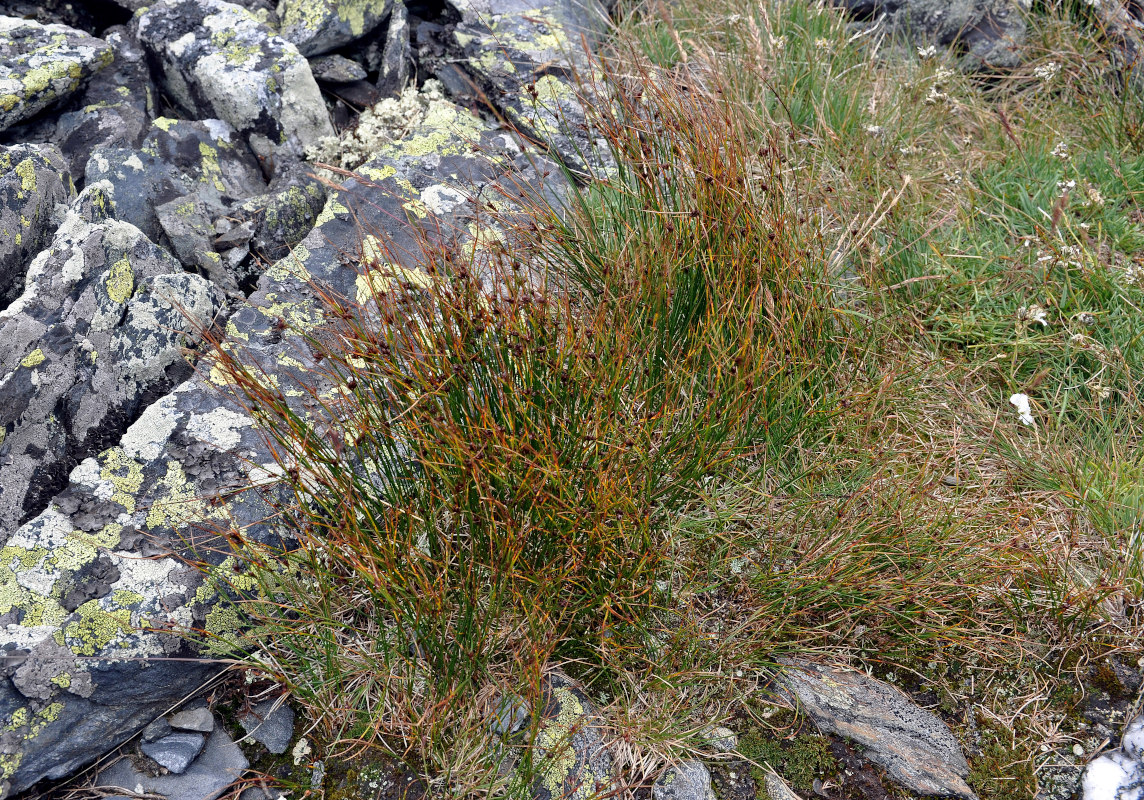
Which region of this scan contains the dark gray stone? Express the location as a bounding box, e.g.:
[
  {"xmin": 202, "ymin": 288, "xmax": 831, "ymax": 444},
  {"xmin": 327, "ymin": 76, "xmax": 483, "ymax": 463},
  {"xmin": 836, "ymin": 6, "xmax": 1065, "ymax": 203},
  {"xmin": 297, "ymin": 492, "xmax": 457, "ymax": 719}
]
[
  {"xmin": 308, "ymin": 54, "xmax": 368, "ymax": 83},
  {"xmin": 170, "ymin": 706, "xmax": 215, "ymax": 733},
  {"xmin": 531, "ymin": 670, "xmax": 614, "ymax": 800},
  {"xmin": 776, "ymin": 659, "xmax": 977, "ymax": 799},
  {"xmin": 279, "ymin": 0, "xmax": 394, "ymax": 57},
  {"xmin": 142, "ymin": 731, "xmax": 207, "ymax": 774},
  {"xmin": 135, "ymin": 0, "xmax": 333, "ymax": 155},
  {"xmin": 85, "ymin": 147, "xmax": 189, "ymax": 243},
  {"xmin": 157, "ymin": 195, "xmax": 237, "ymax": 293},
  {"xmin": 98, "ymin": 725, "xmax": 249, "ymax": 800},
  {"xmin": 0, "ymin": 143, "xmax": 72, "ymax": 307},
  {"xmin": 377, "ymin": 0, "xmax": 410, "ymax": 96},
  {"xmin": 238, "ymin": 699, "xmax": 294, "ymax": 754},
  {"xmin": 0, "ymin": 16, "xmax": 113, "ymax": 133},
  {"xmin": 142, "ymin": 716, "xmax": 172, "ymax": 743}
]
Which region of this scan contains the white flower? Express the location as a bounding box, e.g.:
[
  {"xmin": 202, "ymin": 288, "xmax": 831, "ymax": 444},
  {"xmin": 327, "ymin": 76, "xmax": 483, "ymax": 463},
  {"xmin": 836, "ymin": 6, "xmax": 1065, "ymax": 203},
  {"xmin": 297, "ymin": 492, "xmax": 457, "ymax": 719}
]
[
  {"xmin": 944, "ymin": 170, "xmax": 963, "ymax": 184},
  {"xmin": 1010, "ymin": 393, "xmax": 1034, "ymax": 426},
  {"xmin": 924, "ymin": 86, "xmax": 949, "ymax": 105},
  {"xmin": 917, "ymin": 45, "xmax": 938, "ymax": 59},
  {"xmin": 1057, "ymin": 179, "xmax": 1077, "ymax": 195},
  {"xmin": 934, "ymin": 67, "xmax": 956, "ymax": 84},
  {"xmin": 1051, "ymin": 140, "xmax": 1071, "ymax": 160},
  {"xmin": 1034, "ymin": 61, "xmax": 1061, "ymax": 82},
  {"xmin": 865, "ymin": 124, "xmax": 885, "ymax": 137},
  {"xmin": 771, "ymin": 35, "xmax": 787, "ymax": 51},
  {"xmin": 814, "ymin": 38, "xmax": 832, "ymax": 52},
  {"xmin": 1018, "ymin": 304, "xmax": 1049, "ymax": 327},
  {"xmin": 1084, "ymin": 184, "xmax": 1105, "ymax": 209}
]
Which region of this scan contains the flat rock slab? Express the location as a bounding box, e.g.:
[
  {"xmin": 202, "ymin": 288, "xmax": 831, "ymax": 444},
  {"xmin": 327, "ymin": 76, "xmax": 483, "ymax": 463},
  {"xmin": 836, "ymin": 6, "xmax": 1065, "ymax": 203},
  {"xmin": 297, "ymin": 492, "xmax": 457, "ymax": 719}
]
[
  {"xmin": 238, "ymin": 699, "xmax": 294, "ymax": 754},
  {"xmin": 0, "ymin": 142, "xmax": 72, "ymax": 306},
  {"xmin": 776, "ymin": 659, "xmax": 977, "ymax": 799},
  {"xmin": 0, "ymin": 16, "xmax": 112, "ymax": 133},
  {"xmin": 98, "ymin": 724, "xmax": 248, "ymax": 800},
  {"xmin": 278, "ymin": 0, "xmax": 393, "ymax": 57},
  {"xmin": 141, "ymin": 731, "xmax": 207, "ymax": 774},
  {"xmin": 170, "ymin": 706, "xmax": 215, "ymax": 733},
  {"xmin": 135, "ymin": 0, "xmax": 334, "ymax": 155}
]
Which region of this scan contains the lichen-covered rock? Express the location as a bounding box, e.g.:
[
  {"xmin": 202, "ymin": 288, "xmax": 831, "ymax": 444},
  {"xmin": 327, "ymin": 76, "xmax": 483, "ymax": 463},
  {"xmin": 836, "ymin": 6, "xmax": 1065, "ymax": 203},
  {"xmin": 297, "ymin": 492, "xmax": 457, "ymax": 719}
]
[
  {"xmin": 377, "ymin": 0, "xmax": 410, "ymax": 96},
  {"xmin": 156, "ymin": 194, "xmax": 238, "ymax": 292},
  {"xmin": 776, "ymin": 659, "xmax": 978, "ymax": 799},
  {"xmin": 0, "ymin": 96, "xmax": 564, "ymax": 797},
  {"xmin": 835, "ymin": 0, "xmax": 1027, "ymax": 71},
  {"xmin": 0, "ymin": 205, "xmax": 226, "ymax": 534},
  {"xmin": 0, "ymin": 143, "xmax": 72, "ymax": 307},
  {"xmin": 278, "ymin": 0, "xmax": 394, "ymax": 56},
  {"xmin": 52, "ymin": 27, "xmax": 154, "ymax": 178},
  {"xmin": 532, "ymin": 670, "xmax": 615, "ymax": 800},
  {"xmin": 653, "ymin": 762, "xmax": 717, "ymax": 800},
  {"xmin": 308, "ymin": 53, "xmax": 368, "ymax": 83},
  {"xmin": 229, "ymin": 166, "xmax": 327, "ymax": 278},
  {"xmin": 0, "ymin": 16, "xmax": 113, "ymax": 134},
  {"xmin": 135, "ymin": 0, "xmax": 335, "ymax": 156},
  {"xmin": 86, "ymin": 117, "xmax": 268, "ymax": 245},
  {"xmin": 426, "ymin": 0, "xmax": 610, "ymax": 176}
]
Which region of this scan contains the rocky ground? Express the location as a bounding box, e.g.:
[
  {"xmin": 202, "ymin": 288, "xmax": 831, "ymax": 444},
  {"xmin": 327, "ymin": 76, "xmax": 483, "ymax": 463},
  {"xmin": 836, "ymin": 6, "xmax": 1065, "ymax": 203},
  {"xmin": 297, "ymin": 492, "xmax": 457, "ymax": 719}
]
[{"xmin": 1, "ymin": 0, "xmax": 1143, "ymax": 797}]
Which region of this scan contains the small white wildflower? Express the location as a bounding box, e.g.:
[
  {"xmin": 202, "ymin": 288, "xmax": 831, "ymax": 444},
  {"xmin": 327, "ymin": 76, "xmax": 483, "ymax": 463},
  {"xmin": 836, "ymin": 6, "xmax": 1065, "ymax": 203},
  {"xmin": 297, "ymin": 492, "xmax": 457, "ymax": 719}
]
[
  {"xmin": 1084, "ymin": 184, "xmax": 1105, "ymax": 209},
  {"xmin": 1057, "ymin": 179, "xmax": 1077, "ymax": 195},
  {"xmin": 924, "ymin": 86, "xmax": 949, "ymax": 105},
  {"xmin": 944, "ymin": 170, "xmax": 963, "ymax": 184},
  {"xmin": 1034, "ymin": 61, "xmax": 1061, "ymax": 82},
  {"xmin": 917, "ymin": 44, "xmax": 938, "ymax": 59},
  {"xmin": 814, "ymin": 38, "xmax": 832, "ymax": 52},
  {"xmin": 1051, "ymin": 140, "xmax": 1071, "ymax": 160},
  {"xmin": 771, "ymin": 35, "xmax": 787, "ymax": 51},
  {"xmin": 865, "ymin": 124, "xmax": 885, "ymax": 137},
  {"xmin": 1074, "ymin": 311, "xmax": 1097, "ymax": 326},
  {"xmin": 1010, "ymin": 394, "xmax": 1034, "ymax": 426},
  {"xmin": 934, "ymin": 67, "xmax": 956, "ymax": 84},
  {"xmin": 1087, "ymin": 380, "xmax": 1112, "ymax": 400},
  {"xmin": 1018, "ymin": 304, "xmax": 1049, "ymax": 327}
]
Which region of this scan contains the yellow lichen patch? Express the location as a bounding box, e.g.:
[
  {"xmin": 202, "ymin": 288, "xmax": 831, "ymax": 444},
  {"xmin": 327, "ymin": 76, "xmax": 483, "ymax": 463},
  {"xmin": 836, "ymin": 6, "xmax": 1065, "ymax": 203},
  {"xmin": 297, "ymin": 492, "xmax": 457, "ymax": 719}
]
[
  {"xmin": 266, "ymin": 245, "xmax": 312, "ymax": 282},
  {"xmin": 225, "ymin": 319, "xmax": 250, "ymax": 343},
  {"xmin": 354, "ymin": 260, "xmax": 433, "ymax": 304},
  {"xmin": 314, "ymin": 195, "xmax": 349, "ymax": 226},
  {"xmin": 20, "ymin": 348, "xmax": 45, "ymax": 368},
  {"xmin": 49, "ymin": 673, "xmax": 71, "ymax": 689},
  {"xmin": 257, "ymin": 295, "xmax": 324, "ymax": 331},
  {"xmin": 99, "ymin": 448, "xmax": 144, "ymax": 512},
  {"xmin": 106, "ymin": 256, "xmax": 134, "ymax": 303},
  {"xmin": 145, "ymin": 460, "xmax": 214, "ymax": 530},
  {"xmin": 0, "ymin": 95, "xmax": 19, "ymax": 112},
  {"xmin": 0, "ymin": 752, "xmax": 22, "ymax": 779},
  {"xmin": 358, "ymin": 164, "xmax": 397, "ymax": 183},
  {"xmin": 153, "ymin": 117, "xmax": 178, "ymax": 134},
  {"xmin": 198, "ymin": 142, "xmax": 227, "ymax": 192},
  {"xmin": 62, "ymin": 601, "xmax": 131, "ymax": 656},
  {"xmin": 14, "ymin": 158, "xmax": 36, "ymax": 197},
  {"xmin": 20, "ymin": 60, "xmax": 82, "ymax": 97}
]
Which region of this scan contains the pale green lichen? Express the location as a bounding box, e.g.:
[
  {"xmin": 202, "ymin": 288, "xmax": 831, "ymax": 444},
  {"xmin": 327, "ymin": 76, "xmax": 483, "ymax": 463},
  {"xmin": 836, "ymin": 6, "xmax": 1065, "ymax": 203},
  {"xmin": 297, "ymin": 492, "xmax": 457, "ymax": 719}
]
[
  {"xmin": 62, "ymin": 601, "xmax": 131, "ymax": 656},
  {"xmin": 198, "ymin": 142, "xmax": 226, "ymax": 192},
  {"xmin": 100, "ymin": 448, "xmax": 144, "ymax": 511}
]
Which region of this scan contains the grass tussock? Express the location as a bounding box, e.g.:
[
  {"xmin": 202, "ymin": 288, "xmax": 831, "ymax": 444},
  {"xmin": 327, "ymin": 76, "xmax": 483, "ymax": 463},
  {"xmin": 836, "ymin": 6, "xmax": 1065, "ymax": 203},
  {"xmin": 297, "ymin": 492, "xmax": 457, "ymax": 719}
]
[{"xmin": 199, "ymin": 0, "xmax": 1144, "ymax": 796}]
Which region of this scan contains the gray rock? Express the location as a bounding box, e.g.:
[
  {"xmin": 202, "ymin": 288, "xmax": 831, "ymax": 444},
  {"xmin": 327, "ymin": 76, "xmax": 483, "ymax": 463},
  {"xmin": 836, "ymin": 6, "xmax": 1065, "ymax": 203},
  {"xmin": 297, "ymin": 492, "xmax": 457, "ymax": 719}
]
[
  {"xmin": 142, "ymin": 731, "xmax": 207, "ymax": 774},
  {"xmin": 377, "ymin": 0, "xmax": 410, "ymax": 96},
  {"xmin": 0, "ymin": 143, "xmax": 72, "ymax": 307},
  {"xmin": 835, "ymin": 0, "xmax": 1026, "ymax": 71},
  {"xmin": 170, "ymin": 706, "xmax": 216, "ymax": 733},
  {"xmin": 531, "ymin": 670, "xmax": 614, "ymax": 800},
  {"xmin": 762, "ymin": 771, "xmax": 801, "ymax": 800},
  {"xmin": 0, "ymin": 16, "xmax": 113, "ymax": 133},
  {"xmin": 85, "ymin": 147, "xmax": 189, "ymax": 243},
  {"xmin": 776, "ymin": 659, "xmax": 977, "ymax": 799},
  {"xmin": 238, "ymin": 699, "xmax": 294, "ymax": 754},
  {"xmin": 98, "ymin": 725, "xmax": 249, "ymax": 800},
  {"xmin": 227, "ymin": 166, "xmax": 326, "ymax": 286},
  {"xmin": 51, "ymin": 27, "xmax": 154, "ymax": 178},
  {"xmin": 491, "ymin": 693, "xmax": 529, "ymax": 737},
  {"xmin": 0, "ymin": 208, "xmax": 226, "ymax": 534},
  {"xmin": 157, "ymin": 195, "xmax": 237, "ymax": 292},
  {"xmin": 308, "ymin": 54, "xmax": 368, "ymax": 83},
  {"xmin": 653, "ymin": 762, "xmax": 717, "ymax": 800},
  {"xmin": 701, "ymin": 725, "xmax": 737, "ymax": 753},
  {"xmin": 142, "ymin": 716, "xmax": 173, "ymax": 743},
  {"xmin": 135, "ymin": 0, "xmax": 334, "ymax": 155},
  {"xmin": 278, "ymin": 0, "xmax": 393, "ymax": 57}
]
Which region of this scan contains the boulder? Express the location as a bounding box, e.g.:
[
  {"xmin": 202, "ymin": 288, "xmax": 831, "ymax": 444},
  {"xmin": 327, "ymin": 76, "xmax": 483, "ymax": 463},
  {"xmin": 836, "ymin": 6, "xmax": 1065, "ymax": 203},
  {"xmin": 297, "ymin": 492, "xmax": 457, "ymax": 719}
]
[
  {"xmin": 135, "ymin": 0, "xmax": 334, "ymax": 156},
  {"xmin": 531, "ymin": 670, "xmax": 615, "ymax": 800},
  {"xmin": 0, "ymin": 195, "xmax": 226, "ymax": 534},
  {"xmin": 0, "ymin": 143, "xmax": 72, "ymax": 307},
  {"xmin": 278, "ymin": 0, "xmax": 394, "ymax": 56},
  {"xmin": 834, "ymin": 0, "xmax": 1027, "ymax": 71},
  {"xmin": 653, "ymin": 762, "xmax": 717, "ymax": 800},
  {"xmin": 0, "ymin": 16, "xmax": 112, "ymax": 134}
]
